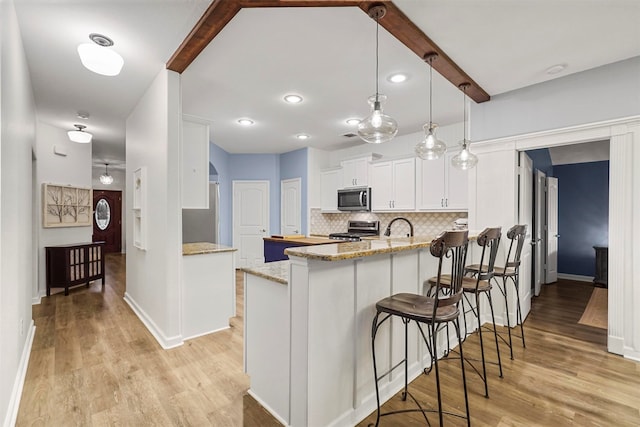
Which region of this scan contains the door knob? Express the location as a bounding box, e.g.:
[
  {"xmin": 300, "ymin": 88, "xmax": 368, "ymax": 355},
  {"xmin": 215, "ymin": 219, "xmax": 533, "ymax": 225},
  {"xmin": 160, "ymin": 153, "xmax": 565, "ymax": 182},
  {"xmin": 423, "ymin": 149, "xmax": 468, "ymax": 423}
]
[{"xmin": 261, "ymin": 229, "xmax": 266, "ymax": 232}]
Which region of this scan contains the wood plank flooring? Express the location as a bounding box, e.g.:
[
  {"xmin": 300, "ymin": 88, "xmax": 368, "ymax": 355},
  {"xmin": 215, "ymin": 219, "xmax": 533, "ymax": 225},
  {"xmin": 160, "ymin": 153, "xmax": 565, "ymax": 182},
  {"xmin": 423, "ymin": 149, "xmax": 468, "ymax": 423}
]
[{"xmin": 17, "ymin": 259, "xmax": 639, "ymax": 426}]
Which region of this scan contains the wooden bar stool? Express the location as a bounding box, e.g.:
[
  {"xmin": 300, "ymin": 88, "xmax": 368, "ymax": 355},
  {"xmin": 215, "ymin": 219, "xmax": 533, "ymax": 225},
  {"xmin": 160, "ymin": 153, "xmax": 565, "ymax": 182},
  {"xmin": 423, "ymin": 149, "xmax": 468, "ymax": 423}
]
[
  {"xmin": 370, "ymin": 230, "xmax": 470, "ymax": 427},
  {"xmin": 466, "ymin": 224, "xmax": 527, "ymax": 359}
]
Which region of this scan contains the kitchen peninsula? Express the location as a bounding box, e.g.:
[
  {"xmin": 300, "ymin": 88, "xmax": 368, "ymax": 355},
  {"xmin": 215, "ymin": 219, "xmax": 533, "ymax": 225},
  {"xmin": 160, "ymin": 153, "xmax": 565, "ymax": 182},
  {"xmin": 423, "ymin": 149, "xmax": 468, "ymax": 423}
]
[{"xmin": 243, "ymin": 234, "xmax": 475, "ymax": 427}]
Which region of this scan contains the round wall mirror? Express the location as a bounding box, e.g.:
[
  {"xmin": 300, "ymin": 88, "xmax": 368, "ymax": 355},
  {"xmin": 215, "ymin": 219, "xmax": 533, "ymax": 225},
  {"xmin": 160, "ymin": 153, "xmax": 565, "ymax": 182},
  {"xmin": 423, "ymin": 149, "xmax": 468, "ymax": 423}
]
[{"xmin": 95, "ymin": 198, "xmax": 111, "ymax": 230}]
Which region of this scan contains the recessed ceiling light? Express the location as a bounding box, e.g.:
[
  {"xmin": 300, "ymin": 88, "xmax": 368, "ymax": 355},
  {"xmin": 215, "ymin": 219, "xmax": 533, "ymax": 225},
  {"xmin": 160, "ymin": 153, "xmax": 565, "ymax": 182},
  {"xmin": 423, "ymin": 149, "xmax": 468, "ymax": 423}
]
[
  {"xmin": 346, "ymin": 118, "xmax": 361, "ymax": 126},
  {"xmin": 387, "ymin": 73, "xmax": 408, "ymax": 83},
  {"xmin": 546, "ymin": 64, "xmax": 567, "ymax": 75},
  {"xmin": 76, "ymin": 111, "xmax": 90, "ymax": 120},
  {"xmin": 237, "ymin": 118, "xmax": 254, "ymax": 126},
  {"xmin": 284, "ymin": 94, "xmax": 303, "ymax": 104},
  {"xmin": 296, "ymin": 134, "xmax": 309, "ymax": 140}
]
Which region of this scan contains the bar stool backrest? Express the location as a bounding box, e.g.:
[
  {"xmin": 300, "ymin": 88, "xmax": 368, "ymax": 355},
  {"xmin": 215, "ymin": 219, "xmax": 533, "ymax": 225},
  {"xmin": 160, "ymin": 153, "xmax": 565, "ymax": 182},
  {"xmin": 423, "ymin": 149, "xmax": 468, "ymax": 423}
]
[
  {"xmin": 505, "ymin": 224, "xmax": 527, "ymax": 271},
  {"xmin": 475, "ymin": 227, "xmax": 502, "ymax": 283},
  {"xmin": 430, "ymin": 230, "xmax": 469, "ymax": 315}
]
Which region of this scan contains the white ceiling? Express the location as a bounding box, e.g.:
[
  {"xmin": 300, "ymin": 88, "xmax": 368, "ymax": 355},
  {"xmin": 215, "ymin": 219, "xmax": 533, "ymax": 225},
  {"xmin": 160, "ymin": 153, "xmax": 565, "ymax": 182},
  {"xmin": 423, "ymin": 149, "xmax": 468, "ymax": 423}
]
[
  {"xmin": 549, "ymin": 140, "xmax": 610, "ymax": 166},
  {"xmin": 13, "ymin": 1, "xmax": 640, "ymax": 161}
]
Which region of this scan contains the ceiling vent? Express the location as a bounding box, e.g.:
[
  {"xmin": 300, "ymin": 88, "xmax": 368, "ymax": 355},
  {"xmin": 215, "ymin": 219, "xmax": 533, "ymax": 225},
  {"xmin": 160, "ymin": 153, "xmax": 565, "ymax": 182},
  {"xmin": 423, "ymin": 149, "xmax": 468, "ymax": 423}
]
[{"xmin": 342, "ymin": 132, "xmax": 358, "ymax": 138}]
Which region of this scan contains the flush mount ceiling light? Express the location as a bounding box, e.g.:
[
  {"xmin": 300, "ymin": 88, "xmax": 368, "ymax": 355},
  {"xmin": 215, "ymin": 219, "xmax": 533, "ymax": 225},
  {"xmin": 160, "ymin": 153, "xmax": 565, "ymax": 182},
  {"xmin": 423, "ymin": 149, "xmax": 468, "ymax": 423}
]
[
  {"xmin": 100, "ymin": 163, "xmax": 114, "ymax": 185},
  {"xmin": 415, "ymin": 53, "xmax": 447, "ymax": 160},
  {"xmin": 77, "ymin": 33, "xmax": 124, "ymax": 77},
  {"xmin": 346, "ymin": 118, "xmax": 361, "ymax": 126},
  {"xmin": 295, "ymin": 134, "xmax": 309, "ymax": 140},
  {"xmin": 284, "ymin": 94, "xmax": 303, "ymax": 104},
  {"xmin": 237, "ymin": 118, "xmax": 254, "ymax": 126},
  {"xmin": 387, "ymin": 73, "xmax": 408, "ymax": 83},
  {"xmin": 67, "ymin": 124, "xmax": 93, "ymax": 143},
  {"xmin": 546, "ymin": 63, "xmax": 567, "ymax": 75},
  {"xmin": 451, "ymin": 83, "xmax": 478, "ymax": 170},
  {"xmin": 357, "ymin": 4, "xmax": 398, "ymax": 144}
]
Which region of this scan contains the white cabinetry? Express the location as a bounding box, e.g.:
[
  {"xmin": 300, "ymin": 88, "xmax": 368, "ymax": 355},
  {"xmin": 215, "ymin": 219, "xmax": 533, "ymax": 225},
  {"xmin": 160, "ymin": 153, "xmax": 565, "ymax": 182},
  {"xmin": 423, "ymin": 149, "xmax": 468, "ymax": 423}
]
[
  {"xmin": 370, "ymin": 158, "xmax": 415, "ymax": 211},
  {"xmin": 416, "ymin": 152, "xmax": 468, "ymax": 210},
  {"xmin": 320, "ymin": 168, "xmax": 342, "ymax": 212},
  {"xmin": 181, "ymin": 118, "xmax": 210, "ymax": 209},
  {"xmin": 341, "ymin": 157, "xmax": 370, "ymax": 188}
]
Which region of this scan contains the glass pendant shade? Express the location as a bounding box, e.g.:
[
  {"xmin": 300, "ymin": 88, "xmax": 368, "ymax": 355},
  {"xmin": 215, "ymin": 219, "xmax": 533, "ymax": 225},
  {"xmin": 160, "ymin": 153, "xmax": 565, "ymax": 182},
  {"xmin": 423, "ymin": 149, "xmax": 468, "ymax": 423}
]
[
  {"xmin": 450, "ymin": 141, "xmax": 478, "ymax": 170},
  {"xmin": 77, "ymin": 43, "xmax": 124, "ymax": 76},
  {"xmin": 99, "ymin": 164, "xmax": 114, "ymax": 185},
  {"xmin": 68, "ymin": 124, "xmax": 92, "ymax": 143},
  {"xmin": 415, "ymin": 124, "xmax": 447, "ymax": 160},
  {"xmin": 357, "ymin": 94, "xmax": 398, "ymax": 144}
]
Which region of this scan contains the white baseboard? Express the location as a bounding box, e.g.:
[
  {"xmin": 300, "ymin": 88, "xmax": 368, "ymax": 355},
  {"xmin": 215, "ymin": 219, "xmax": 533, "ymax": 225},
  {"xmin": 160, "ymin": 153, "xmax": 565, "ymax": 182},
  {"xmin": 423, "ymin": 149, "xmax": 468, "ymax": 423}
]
[
  {"xmin": 557, "ymin": 273, "xmax": 594, "ymax": 283},
  {"xmin": 123, "ymin": 292, "xmax": 183, "ymax": 349},
  {"xmin": 4, "ymin": 321, "xmax": 36, "ymax": 427}
]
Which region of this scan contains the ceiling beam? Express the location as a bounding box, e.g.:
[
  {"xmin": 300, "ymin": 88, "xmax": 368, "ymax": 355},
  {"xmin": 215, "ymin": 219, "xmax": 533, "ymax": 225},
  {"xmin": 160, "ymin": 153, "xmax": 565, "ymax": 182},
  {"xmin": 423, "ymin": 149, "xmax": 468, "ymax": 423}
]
[{"xmin": 166, "ymin": 0, "xmax": 490, "ymax": 103}]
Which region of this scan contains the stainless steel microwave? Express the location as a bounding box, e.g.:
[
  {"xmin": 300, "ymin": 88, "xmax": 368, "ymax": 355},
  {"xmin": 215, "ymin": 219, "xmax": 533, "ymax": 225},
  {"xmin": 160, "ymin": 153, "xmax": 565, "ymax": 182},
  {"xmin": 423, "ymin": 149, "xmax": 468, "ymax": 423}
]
[{"xmin": 337, "ymin": 187, "xmax": 371, "ymax": 211}]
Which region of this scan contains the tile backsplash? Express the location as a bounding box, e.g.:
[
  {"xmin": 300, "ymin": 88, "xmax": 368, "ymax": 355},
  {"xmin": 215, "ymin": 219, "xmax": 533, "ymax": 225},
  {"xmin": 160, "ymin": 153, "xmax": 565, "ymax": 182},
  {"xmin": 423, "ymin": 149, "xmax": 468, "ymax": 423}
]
[{"xmin": 310, "ymin": 209, "xmax": 467, "ymax": 237}]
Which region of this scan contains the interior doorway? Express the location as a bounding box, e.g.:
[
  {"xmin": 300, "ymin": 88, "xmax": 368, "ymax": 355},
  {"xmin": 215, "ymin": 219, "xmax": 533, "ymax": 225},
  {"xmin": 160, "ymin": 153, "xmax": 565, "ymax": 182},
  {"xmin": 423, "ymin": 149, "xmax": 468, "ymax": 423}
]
[{"xmin": 93, "ymin": 190, "xmax": 123, "ymax": 253}]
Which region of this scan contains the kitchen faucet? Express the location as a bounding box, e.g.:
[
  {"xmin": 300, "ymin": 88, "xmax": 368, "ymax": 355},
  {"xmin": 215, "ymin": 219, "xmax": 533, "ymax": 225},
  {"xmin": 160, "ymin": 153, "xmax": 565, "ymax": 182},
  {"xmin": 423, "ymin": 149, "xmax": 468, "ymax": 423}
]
[{"xmin": 384, "ymin": 217, "xmax": 414, "ymax": 237}]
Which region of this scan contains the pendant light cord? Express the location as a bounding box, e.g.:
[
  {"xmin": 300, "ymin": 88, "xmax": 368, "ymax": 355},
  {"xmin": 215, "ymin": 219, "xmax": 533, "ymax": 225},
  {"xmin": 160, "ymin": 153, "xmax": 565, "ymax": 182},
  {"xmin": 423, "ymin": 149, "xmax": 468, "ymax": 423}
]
[
  {"xmin": 462, "ymin": 84, "xmax": 468, "ymax": 146},
  {"xmin": 375, "ymin": 14, "xmax": 380, "ymax": 102},
  {"xmin": 428, "ymin": 56, "xmax": 433, "ymax": 128}
]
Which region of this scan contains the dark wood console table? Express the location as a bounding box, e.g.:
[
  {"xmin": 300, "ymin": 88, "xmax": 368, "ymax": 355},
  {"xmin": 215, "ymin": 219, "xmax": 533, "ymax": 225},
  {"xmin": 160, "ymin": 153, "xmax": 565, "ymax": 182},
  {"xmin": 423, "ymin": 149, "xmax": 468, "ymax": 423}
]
[
  {"xmin": 45, "ymin": 242, "xmax": 105, "ymax": 296},
  {"xmin": 593, "ymin": 245, "xmax": 608, "ymax": 288}
]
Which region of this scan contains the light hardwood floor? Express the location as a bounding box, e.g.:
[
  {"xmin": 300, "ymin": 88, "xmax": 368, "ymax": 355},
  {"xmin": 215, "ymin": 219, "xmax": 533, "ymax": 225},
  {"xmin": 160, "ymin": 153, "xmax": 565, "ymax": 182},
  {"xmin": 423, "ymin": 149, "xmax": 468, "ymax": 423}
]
[{"xmin": 17, "ymin": 258, "xmax": 640, "ymax": 426}]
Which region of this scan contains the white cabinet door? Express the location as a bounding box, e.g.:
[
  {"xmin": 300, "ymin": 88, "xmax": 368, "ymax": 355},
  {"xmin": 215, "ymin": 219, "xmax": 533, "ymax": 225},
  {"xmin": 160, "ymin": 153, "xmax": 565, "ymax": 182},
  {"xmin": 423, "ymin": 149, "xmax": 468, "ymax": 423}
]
[
  {"xmin": 370, "ymin": 158, "xmax": 415, "ymax": 211},
  {"xmin": 341, "ymin": 157, "xmax": 369, "ymax": 187},
  {"xmin": 370, "ymin": 162, "xmax": 393, "ymax": 210},
  {"xmin": 444, "ymin": 152, "xmax": 468, "ymax": 210},
  {"xmin": 181, "ymin": 119, "xmax": 209, "ymax": 209},
  {"xmin": 392, "ymin": 158, "xmax": 416, "ymax": 210},
  {"xmin": 320, "ymin": 168, "xmax": 341, "ymax": 212},
  {"xmin": 417, "ymin": 157, "xmax": 446, "ymax": 210}
]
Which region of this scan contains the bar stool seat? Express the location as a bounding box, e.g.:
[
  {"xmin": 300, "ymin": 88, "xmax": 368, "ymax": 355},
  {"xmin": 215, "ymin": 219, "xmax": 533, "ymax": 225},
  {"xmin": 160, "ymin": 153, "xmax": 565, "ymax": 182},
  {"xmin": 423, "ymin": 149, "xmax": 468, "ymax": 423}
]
[
  {"xmin": 432, "ymin": 275, "xmax": 492, "ymax": 293},
  {"xmin": 375, "ymin": 293, "xmax": 459, "ymax": 323}
]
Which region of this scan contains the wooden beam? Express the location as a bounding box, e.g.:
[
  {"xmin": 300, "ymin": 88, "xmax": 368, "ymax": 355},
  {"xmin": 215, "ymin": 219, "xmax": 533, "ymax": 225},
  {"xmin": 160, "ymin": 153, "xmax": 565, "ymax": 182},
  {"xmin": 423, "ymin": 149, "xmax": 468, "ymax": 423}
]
[{"xmin": 166, "ymin": 0, "xmax": 490, "ymax": 103}]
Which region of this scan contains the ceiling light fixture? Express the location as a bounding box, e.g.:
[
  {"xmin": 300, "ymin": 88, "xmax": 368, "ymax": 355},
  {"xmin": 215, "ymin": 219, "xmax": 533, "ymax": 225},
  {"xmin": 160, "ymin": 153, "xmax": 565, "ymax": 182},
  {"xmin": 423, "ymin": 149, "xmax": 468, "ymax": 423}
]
[
  {"xmin": 237, "ymin": 118, "xmax": 254, "ymax": 126},
  {"xmin": 77, "ymin": 33, "xmax": 124, "ymax": 77},
  {"xmin": 67, "ymin": 124, "xmax": 93, "ymax": 143},
  {"xmin": 357, "ymin": 5, "xmax": 398, "ymax": 145},
  {"xmin": 546, "ymin": 63, "xmax": 567, "ymax": 75},
  {"xmin": 346, "ymin": 118, "xmax": 361, "ymax": 126},
  {"xmin": 296, "ymin": 134, "xmax": 309, "ymax": 140},
  {"xmin": 415, "ymin": 53, "xmax": 447, "ymax": 160},
  {"xmin": 100, "ymin": 163, "xmax": 114, "ymax": 185},
  {"xmin": 388, "ymin": 73, "xmax": 407, "ymax": 83},
  {"xmin": 451, "ymin": 83, "xmax": 478, "ymax": 170},
  {"xmin": 284, "ymin": 94, "xmax": 303, "ymax": 104}
]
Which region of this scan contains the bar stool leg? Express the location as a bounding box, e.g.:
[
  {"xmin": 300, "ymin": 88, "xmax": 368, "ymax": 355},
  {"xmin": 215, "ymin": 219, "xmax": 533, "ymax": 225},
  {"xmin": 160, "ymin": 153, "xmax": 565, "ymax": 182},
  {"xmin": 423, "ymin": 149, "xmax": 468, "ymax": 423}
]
[
  {"xmin": 513, "ymin": 273, "xmax": 526, "ymax": 348},
  {"xmin": 371, "ymin": 311, "xmax": 383, "ymax": 427},
  {"xmin": 486, "ymin": 290, "xmax": 503, "ymax": 378},
  {"xmin": 454, "ymin": 318, "xmax": 471, "ymax": 427},
  {"xmin": 430, "ymin": 323, "xmax": 444, "ymax": 426},
  {"xmin": 501, "ymin": 275, "xmax": 515, "ymax": 360},
  {"xmin": 475, "ymin": 293, "xmax": 489, "ymax": 397}
]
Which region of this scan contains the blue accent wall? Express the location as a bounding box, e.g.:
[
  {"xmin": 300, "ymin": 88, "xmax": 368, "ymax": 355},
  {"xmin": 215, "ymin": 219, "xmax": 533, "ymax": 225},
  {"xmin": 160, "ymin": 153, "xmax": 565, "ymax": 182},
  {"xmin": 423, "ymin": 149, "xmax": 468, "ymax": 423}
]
[
  {"xmin": 280, "ymin": 148, "xmax": 308, "ymax": 234},
  {"xmin": 526, "ymin": 148, "xmax": 554, "ymax": 177},
  {"xmin": 555, "ymin": 161, "xmax": 609, "ymax": 276}
]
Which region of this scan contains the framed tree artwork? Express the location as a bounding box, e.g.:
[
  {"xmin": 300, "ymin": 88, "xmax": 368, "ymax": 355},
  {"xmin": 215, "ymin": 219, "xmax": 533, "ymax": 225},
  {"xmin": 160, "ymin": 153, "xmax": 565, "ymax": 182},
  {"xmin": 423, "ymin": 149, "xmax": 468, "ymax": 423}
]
[{"xmin": 43, "ymin": 183, "xmax": 92, "ymax": 228}]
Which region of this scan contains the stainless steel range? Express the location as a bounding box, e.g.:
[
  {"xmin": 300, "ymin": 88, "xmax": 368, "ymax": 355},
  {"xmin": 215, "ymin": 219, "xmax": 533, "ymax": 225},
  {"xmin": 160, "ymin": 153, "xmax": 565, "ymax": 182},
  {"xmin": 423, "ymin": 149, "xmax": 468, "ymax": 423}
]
[{"xmin": 328, "ymin": 220, "xmax": 380, "ymax": 242}]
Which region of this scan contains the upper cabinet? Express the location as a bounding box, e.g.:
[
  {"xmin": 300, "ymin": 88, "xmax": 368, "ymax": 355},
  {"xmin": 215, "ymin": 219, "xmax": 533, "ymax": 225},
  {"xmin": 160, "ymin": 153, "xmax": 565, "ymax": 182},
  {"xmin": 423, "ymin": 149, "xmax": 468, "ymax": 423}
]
[
  {"xmin": 181, "ymin": 118, "xmax": 210, "ymax": 209},
  {"xmin": 416, "ymin": 152, "xmax": 468, "ymax": 211},
  {"xmin": 341, "ymin": 157, "xmax": 370, "ymax": 188},
  {"xmin": 370, "ymin": 158, "xmax": 415, "ymax": 211},
  {"xmin": 320, "ymin": 168, "xmax": 342, "ymax": 212}
]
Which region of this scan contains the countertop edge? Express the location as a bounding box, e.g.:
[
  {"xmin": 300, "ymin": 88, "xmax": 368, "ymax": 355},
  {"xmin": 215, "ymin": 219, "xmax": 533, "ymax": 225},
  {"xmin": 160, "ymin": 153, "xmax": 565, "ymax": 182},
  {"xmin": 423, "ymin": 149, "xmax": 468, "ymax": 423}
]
[{"xmin": 182, "ymin": 242, "xmax": 238, "ymax": 256}]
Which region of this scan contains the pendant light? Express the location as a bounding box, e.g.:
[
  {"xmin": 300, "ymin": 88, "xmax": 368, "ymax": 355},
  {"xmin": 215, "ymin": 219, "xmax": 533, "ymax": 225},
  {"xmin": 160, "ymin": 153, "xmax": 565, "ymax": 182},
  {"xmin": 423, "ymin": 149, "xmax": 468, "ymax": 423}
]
[
  {"xmin": 67, "ymin": 124, "xmax": 92, "ymax": 143},
  {"xmin": 357, "ymin": 5, "xmax": 398, "ymax": 144},
  {"xmin": 451, "ymin": 83, "xmax": 478, "ymax": 170},
  {"xmin": 100, "ymin": 163, "xmax": 114, "ymax": 185},
  {"xmin": 415, "ymin": 53, "xmax": 447, "ymax": 160}
]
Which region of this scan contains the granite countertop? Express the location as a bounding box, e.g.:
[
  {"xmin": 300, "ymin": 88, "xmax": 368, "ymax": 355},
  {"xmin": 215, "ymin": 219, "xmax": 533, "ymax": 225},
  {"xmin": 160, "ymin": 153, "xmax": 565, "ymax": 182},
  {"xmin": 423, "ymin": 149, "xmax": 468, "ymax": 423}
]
[
  {"xmin": 182, "ymin": 242, "xmax": 237, "ymax": 256},
  {"xmin": 263, "ymin": 236, "xmax": 336, "ymax": 245},
  {"xmin": 285, "ymin": 231, "xmax": 478, "ymax": 262},
  {"xmin": 241, "ymin": 261, "xmax": 289, "ymax": 285}
]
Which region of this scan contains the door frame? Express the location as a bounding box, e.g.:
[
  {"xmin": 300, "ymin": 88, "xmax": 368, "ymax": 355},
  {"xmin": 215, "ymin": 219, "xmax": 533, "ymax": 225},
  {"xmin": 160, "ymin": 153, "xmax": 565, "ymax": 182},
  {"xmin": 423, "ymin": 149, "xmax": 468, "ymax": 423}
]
[
  {"xmin": 533, "ymin": 169, "xmax": 546, "ymax": 296},
  {"xmin": 469, "ymin": 115, "xmax": 640, "ymax": 358}
]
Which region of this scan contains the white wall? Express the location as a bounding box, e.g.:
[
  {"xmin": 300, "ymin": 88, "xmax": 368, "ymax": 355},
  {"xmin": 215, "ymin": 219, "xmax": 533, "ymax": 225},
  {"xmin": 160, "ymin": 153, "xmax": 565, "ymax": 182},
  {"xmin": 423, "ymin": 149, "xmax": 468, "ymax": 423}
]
[
  {"xmin": 125, "ymin": 68, "xmax": 183, "ymax": 348},
  {"xmin": 471, "ymin": 56, "xmax": 640, "ymax": 142},
  {"xmin": 92, "ymin": 167, "xmax": 126, "ymax": 252},
  {"xmin": 35, "ymin": 122, "xmax": 92, "ymax": 299},
  {"xmin": 0, "ymin": 1, "xmax": 37, "ymax": 425}
]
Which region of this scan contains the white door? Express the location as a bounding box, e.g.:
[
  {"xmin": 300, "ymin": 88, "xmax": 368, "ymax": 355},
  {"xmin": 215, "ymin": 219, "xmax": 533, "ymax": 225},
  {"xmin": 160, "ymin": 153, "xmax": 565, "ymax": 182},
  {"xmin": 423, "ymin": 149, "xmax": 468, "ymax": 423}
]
[
  {"xmin": 518, "ymin": 152, "xmax": 534, "ymax": 316},
  {"xmin": 281, "ymin": 178, "xmax": 301, "ymax": 235},
  {"xmin": 233, "ymin": 181, "xmax": 269, "ymax": 268},
  {"xmin": 546, "ymin": 177, "xmax": 559, "ymax": 283},
  {"xmin": 534, "ymin": 170, "xmax": 546, "ymax": 296}
]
